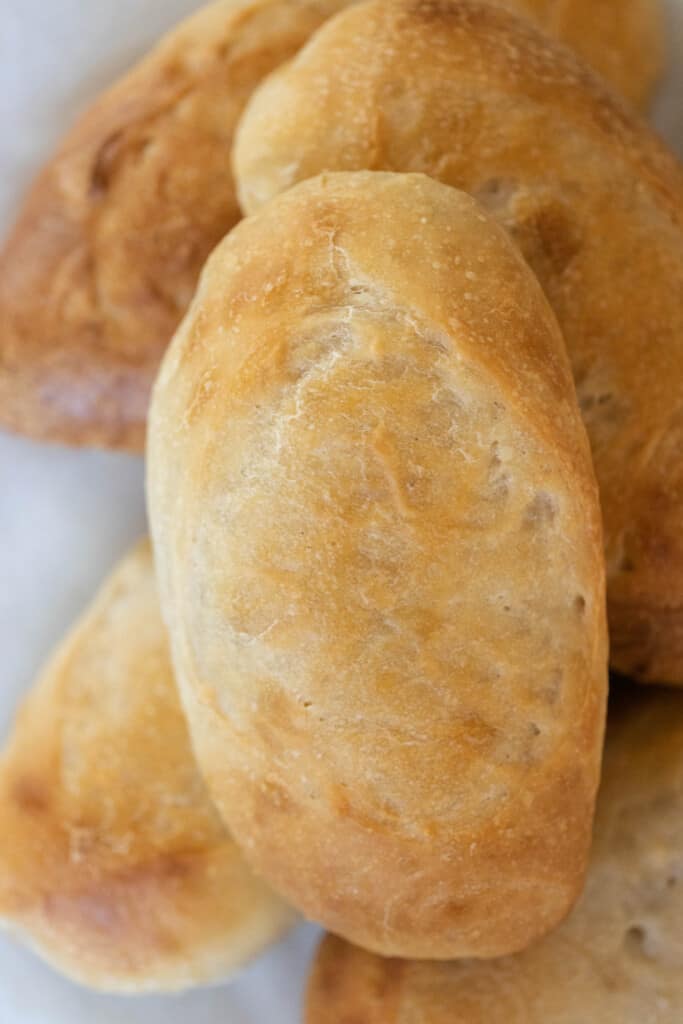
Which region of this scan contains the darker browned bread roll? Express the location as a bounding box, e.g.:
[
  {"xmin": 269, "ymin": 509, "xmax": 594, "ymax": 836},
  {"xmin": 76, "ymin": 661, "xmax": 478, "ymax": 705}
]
[{"xmin": 0, "ymin": 0, "xmax": 348, "ymax": 450}]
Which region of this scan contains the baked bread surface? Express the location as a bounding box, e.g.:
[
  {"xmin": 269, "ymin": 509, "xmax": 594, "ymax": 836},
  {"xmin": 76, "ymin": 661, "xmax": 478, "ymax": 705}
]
[
  {"xmin": 307, "ymin": 687, "xmax": 683, "ymax": 1023},
  {"xmin": 0, "ymin": 0, "xmax": 347, "ymax": 450},
  {"xmin": 233, "ymin": 0, "xmax": 683, "ymax": 684},
  {"xmin": 148, "ymin": 171, "xmax": 607, "ymax": 959},
  {"xmin": 0, "ymin": 542, "xmax": 293, "ymax": 991},
  {"xmin": 497, "ymin": 0, "xmax": 663, "ymax": 108}
]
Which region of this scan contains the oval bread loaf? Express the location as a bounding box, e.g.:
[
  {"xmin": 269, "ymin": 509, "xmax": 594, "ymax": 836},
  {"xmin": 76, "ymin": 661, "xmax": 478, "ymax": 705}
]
[
  {"xmin": 148, "ymin": 171, "xmax": 608, "ymax": 959},
  {"xmin": 307, "ymin": 687, "xmax": 683, "ymax": 1024},
  {"xmin": 0, "ymin": 542, "xmax": 293, "ymax": 992},
  {"xmin": 233, "ymin": 0, "xmax": 683, "ymax": 685}
]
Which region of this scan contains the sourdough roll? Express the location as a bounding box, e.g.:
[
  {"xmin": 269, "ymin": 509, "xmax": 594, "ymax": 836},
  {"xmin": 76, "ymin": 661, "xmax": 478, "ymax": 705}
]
[
  {"xmin": 0, "ymin": 0, "xmax": 347, "ymax": 450},
  {"xmin": 233, "ymin": 0, "xmax": 683, "ymax": 685},
  {"xmin": 307, "ymin": 687, "xmax": 683, "ymax": 1023},
  {"xmin": 148, "ymin": 172, "xmax": 607, "ymax": 959},
  {"xmin": 0, "ymin": 543, "xmax": 293, "ymax": 992}
]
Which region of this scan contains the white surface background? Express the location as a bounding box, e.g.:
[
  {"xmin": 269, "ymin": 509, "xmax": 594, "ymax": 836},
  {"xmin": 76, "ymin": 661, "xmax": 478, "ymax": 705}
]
[{"xmin": 0, "ymin": 1, "xmax": 682, "ymax": 1020}]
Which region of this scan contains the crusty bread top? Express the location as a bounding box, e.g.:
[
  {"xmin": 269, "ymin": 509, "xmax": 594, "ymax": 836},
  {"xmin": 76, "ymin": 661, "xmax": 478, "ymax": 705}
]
[
  {"xmin": 0, "ymin": 542, "xmax": 293, "ymax": 992},
  {"xmin": 0, "ymin": 0, "xmax": 347, "ymax": 450},
  {"xmin": 307, "ymin": 687, "xmax": 683, "ymax": 1023},
  {"xmin": 148, "ymin": 171, "xmax": 607, "ymax": 959},
  {"xmin": 233, "ymin": 0, "xmax": 683, "ymax": 684}
]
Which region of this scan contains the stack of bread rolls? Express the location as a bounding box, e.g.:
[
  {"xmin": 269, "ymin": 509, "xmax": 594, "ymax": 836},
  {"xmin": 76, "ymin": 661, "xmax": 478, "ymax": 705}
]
[{"xmin": 1, "ymin": 0, "xmax": 682, "ymax": 1018}]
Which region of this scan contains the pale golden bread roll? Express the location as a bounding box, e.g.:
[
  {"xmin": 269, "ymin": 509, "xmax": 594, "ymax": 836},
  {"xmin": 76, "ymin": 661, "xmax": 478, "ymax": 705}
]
[
  {"xmin": 0, "ymin": 0, "xmax": 348, "ymax": 451},
  {"xmin": 307, "ymin": 687, "xmax": 683, "ymax": 1023},
  {"xmin": 148, "ymin": 171, "xmax": 607, "ymax": 960},
  {"xmin": 0, "ymin": 542, "xmax": 293, "ymax": 992},
  {"xmin": 233, "ymin": 0, "xmax": 683, "ymax": 685}
]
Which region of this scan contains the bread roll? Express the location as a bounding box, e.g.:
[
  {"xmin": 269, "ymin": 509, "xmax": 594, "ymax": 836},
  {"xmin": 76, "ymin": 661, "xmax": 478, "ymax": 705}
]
[
  {"xmin": 148, "ymin": 171, "xmax": 607, "ymax": 959},
  {"xmin": 307, "ymin": 687, "xmax": 683, "ymax": 1023},
  {"xmin": 233, "ymin": 0, "xmax": 683, "ymax": 685},
  {"xmin": 0, "ymin": 0, "xmax": 347, "ymax": 451},
  {"xmin": 0, "ymin": 542, "xmax": 293, "ymax": 992}
]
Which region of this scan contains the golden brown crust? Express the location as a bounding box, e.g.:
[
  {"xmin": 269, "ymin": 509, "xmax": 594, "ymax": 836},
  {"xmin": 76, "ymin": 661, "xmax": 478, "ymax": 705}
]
[
  {"xmin": 0, "ymin": 0, "xmax": 348, "ymax": 451},
  {"xmin": 148, "ymin": 171, "xmax": 607, "ymax": 959},
  {"xmin": 233, "ymin": 0, "xmax": 683, "ymax": 684},
  {"xmin": 496, "ymin": 0, "xmax": 663, "ymax": 108},
  {"xmin": 307, "ymin": 686, "xmax": 683, "ymax": 1023},
  {"xmin": 0, "ymin": 542, "xmax": 294, "ymax": 992}
]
